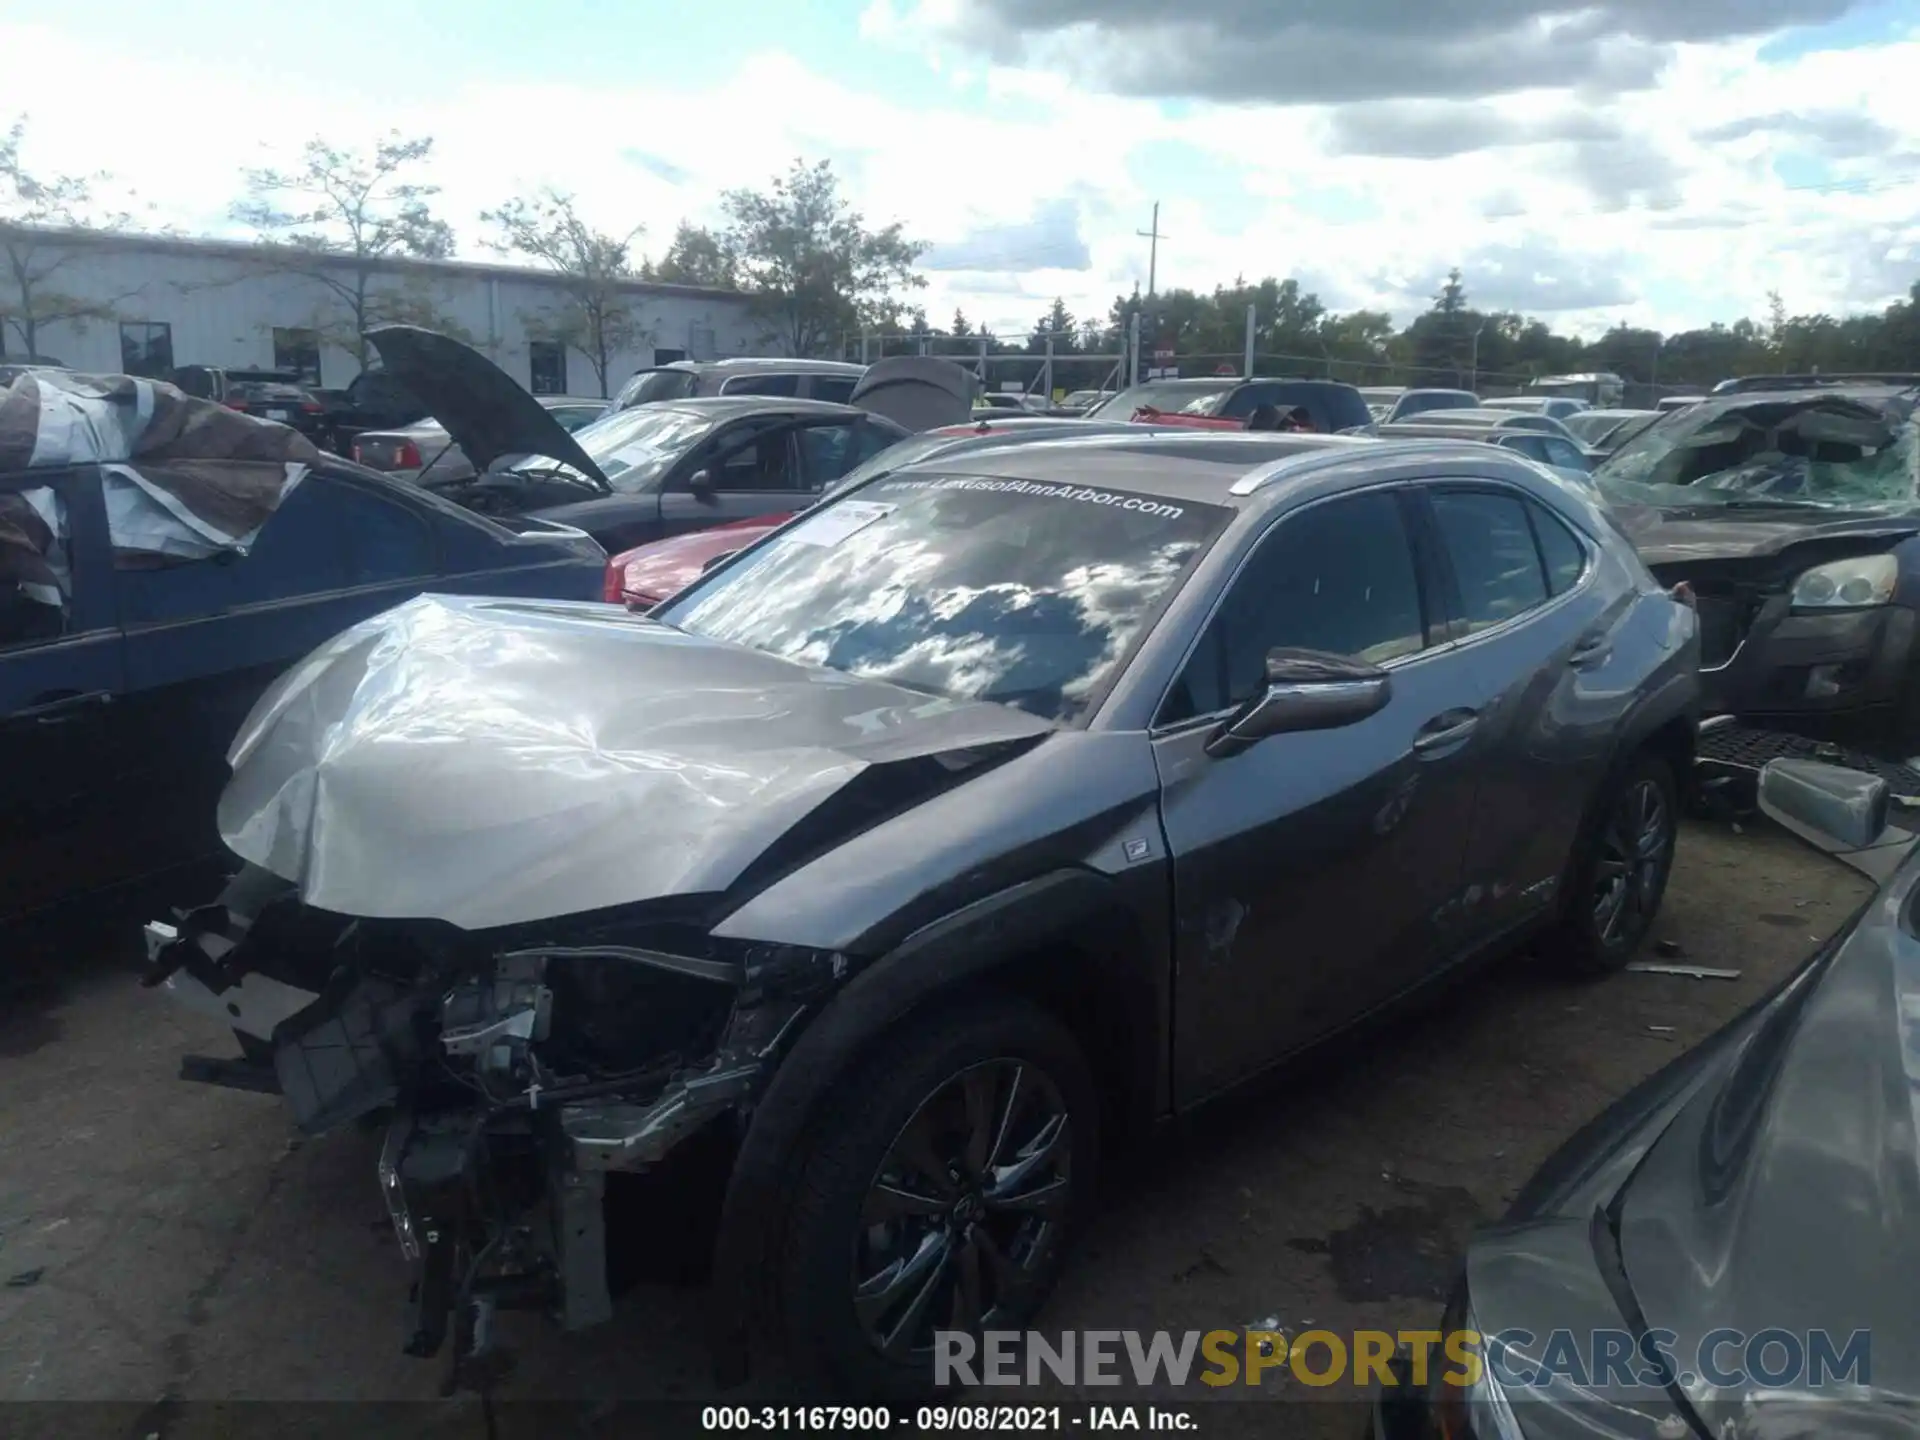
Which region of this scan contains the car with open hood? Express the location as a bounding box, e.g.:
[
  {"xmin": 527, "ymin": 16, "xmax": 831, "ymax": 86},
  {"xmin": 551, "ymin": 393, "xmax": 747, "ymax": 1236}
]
[
  {"xmin": 0, "ymin": 368, "xmax": 605, "ymax": 955},
  {"xmin": 349, "ymin": 395, "xmax": 610, "ymax": 483},
  {"xmin": 145, "ymin": 425, "xmax": 1699, "ymax": 1397},
  {"xmin": 365, "ymin": 327, "xmax": 977, "ymax": 554},
  {"xmin": 602, "ymin": 416, "xmax": 1189, "ymax": 607},
  {"xmin": 1593, "ymin": 380, "xmax": 1920, "ymax": 753},
  {"xmin": 1372, "ymin": 756, "xmax": 1920, "ymax": 1440}
]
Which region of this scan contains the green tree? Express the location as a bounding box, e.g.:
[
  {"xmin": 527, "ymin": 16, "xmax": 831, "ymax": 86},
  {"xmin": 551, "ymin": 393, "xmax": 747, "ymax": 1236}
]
[
  {"xmin": 0, "ymin": 115, "xmax": 133, "ymax": 357},
  {"xmin": 719, "ymin": 158, "xmax": 925, "ymax": 357},
  {"xmin": 647, "ymin": 221, "xmax": 737, "ymax": 289},
  {"xmin": 483, "ymin": 187, "xmax": 647, "ymax": 398},
  {"xmin": 230, "ymin": 132, "xmax": 459, "ymax": 372}
]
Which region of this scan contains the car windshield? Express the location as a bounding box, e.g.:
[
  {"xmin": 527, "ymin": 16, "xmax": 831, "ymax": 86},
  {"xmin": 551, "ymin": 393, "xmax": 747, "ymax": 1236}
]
[
  {"xmin": 1564, "ymin": 411, "xmax": 1646, "ymax": 444},
  {"xmin": 518, "ymin": 405, "xmax": 717, "ymax": 491},
  {"xmin": 658, "ymin": 471, "xmax": 1233, "ymax": 722},
  {"xmin": 619, "ymin": 369, "xmax": 698, "ymax": 407},
  {"xmin": 1595, "ymin": 394, "xmax": 1920, "ymax": 508},
  {"xmin": 1087, "ymin": 380, "xmax": 1232, "ymax": 418},
  {"xmin": 820, "ymin": 430, "xmax": 963, "ymax": 495}
]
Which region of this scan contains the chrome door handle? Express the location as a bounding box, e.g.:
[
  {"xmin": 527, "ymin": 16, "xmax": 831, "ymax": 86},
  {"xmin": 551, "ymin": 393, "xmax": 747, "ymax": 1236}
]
[{"xmin": 1413, "ymin": 712, "xmax": 1479, "ymax": 754}]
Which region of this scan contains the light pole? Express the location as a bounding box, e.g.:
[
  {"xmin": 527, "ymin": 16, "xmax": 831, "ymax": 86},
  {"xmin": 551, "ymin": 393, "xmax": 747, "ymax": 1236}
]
[{"xmin": 1468, "ymin": 321, "xmax": 1487, "ymax": 390}]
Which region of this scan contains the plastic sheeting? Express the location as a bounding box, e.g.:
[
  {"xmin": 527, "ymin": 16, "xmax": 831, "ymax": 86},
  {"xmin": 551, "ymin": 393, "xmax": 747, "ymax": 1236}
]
[
  {"xmin": 216, "ymin": 593, "xmax": 1054, "ymax": 931},
  {"xmin": 0, "ymin": 369, "xmax": 318, "ymax": 567}
]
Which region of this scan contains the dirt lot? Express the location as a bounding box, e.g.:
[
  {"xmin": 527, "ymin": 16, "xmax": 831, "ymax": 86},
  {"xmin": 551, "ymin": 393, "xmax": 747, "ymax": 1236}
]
[{"xmin": 0, "ymin": 820, "xmax": 1873, "ymax": 1437}]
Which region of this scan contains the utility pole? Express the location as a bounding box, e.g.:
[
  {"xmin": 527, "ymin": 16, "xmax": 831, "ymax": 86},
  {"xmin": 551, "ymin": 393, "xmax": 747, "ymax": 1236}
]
[{"xmin": 1137, "ymin": 202, "xmax": 1167, "ymax": 299}]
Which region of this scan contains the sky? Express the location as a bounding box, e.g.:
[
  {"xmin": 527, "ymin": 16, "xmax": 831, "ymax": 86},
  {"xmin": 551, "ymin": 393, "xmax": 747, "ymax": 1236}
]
[{"xmin": 4, "ymin": 0, "xmax": 1919, "ymax": 341}]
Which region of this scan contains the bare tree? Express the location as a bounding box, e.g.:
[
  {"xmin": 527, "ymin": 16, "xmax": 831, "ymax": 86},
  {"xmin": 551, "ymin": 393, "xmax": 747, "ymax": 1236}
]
[
  {"xmin": 484, "ymin": 188, "xmax": 648, "ymax": 398},
  {"xmin": 0, "ymin": 115, "xmax": 133, "ymax": 358},
  {"xmin": 231, "ymin": 132, "xmax": 459, "ymax": 372}
]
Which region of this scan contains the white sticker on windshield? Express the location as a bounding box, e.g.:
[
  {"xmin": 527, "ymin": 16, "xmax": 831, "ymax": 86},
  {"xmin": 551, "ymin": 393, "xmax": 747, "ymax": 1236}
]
[
  {"xmin": 607, "ymin": 441, "xmax": 661, "ymax": 469},
  {"xmin": 783, "ymin": 500, "xmax": 897, "ymax": 547}
]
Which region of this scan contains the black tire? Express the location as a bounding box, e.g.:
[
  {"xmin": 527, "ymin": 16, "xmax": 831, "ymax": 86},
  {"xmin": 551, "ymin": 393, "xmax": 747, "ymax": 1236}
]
[
  {"xmin": 1548, "ymin": 751, "xmax": 1678, "ymax": 977},
  {"xmin": 774, "ymin": 994, "xmax": 1099, "ymax": 1400}
]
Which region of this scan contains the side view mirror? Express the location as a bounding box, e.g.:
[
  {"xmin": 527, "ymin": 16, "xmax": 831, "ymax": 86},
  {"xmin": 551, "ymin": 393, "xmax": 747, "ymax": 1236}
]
[
  {"xmin": 1758, "ymin": 758, "xmax": 1909, "ymax": 881},
  {"xmin": 688, "ymin": 469, "xmax": 715, "ymax": 500},
  {"xmin": 1206, "ymin": 648, "xmax": 1392, "ymax": 758}
]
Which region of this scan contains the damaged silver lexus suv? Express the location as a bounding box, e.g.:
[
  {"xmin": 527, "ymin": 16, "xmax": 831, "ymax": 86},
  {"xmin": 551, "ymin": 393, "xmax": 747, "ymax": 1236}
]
[{"xmin": 144, "ymin": 428, "xmax": 1700, "ymax": 1397}]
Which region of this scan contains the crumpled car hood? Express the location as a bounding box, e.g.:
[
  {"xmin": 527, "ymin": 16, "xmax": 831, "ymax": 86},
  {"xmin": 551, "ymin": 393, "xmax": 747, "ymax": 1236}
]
[
  {"xmin": 217, "ymin": 594, "xmax": 1055, "ymax": 929},
  {"xmin": 1609, "ymin": 500, "xmax": 1920, "ymax": 567},
  {"xmin": 1614, "ymin": 863, "xmax": 1920, "ymax": 1408}
]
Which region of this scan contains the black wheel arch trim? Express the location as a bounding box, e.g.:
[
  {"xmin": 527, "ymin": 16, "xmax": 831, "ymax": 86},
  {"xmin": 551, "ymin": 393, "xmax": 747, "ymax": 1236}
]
[{"xmin": 705, "ymin": 867, "xmax": 1163, "ymax": 1383}]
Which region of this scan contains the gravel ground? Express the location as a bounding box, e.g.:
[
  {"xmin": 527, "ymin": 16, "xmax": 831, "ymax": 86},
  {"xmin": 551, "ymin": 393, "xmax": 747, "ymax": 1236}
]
[{"xmin": 0, "ymin": 820, "xmax": 1873, "ymax": 1438}]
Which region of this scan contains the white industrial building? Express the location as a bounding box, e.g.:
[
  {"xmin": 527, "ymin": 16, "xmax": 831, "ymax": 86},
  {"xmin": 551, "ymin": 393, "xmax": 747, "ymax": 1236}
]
[{"xmin": 2, "ymin": 225, "xmax": 771, "ymax": 397}]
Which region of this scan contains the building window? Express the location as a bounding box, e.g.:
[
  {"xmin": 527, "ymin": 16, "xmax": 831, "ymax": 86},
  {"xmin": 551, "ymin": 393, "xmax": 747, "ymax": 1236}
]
[
  {"xmin": 272, "ymin": 328, "xmax": 322, "ymax": 386},
  {"xmin": 529, "ymin": 341, "xmax": 567, "ymax": 395},
  {"xmin": 653, "ymin": 347, "xmax": 687, "ymax": 365},
  {"xmin": 118, "ymin": 321, "xmax": 174, "ymax": 378}
]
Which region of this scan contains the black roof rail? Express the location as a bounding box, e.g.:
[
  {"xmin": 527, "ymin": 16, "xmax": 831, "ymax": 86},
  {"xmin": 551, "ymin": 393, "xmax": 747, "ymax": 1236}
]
[{"xmin": 1711, "ymin": 372, "xmax": 1920, "ymax": 394}]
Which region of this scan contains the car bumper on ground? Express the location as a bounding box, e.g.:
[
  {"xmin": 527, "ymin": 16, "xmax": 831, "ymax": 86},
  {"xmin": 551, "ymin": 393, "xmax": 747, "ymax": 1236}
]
[{"xmin": 1698, "ymin": 598, "xmax": 1919, "ymax": 747}]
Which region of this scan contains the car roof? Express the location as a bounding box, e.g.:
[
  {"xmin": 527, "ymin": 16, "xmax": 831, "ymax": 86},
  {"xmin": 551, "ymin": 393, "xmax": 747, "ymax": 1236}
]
[
  {"xmin": 647, "ymin": 395, "xmax": 868, "ymax": 421},
  {"xmin": 668, "ymin": 357, "xmax": 866, "ymax": 376},
  {"xmin": 1400, "ymin": 387, "xmax": 1477, "ymax": 397},
  {"xmin": 890, "ymin": 429, "xmax": 1541, "ymax": 508}
]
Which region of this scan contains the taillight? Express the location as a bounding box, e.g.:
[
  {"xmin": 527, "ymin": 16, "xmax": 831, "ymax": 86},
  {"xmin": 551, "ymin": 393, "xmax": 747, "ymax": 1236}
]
[
  {"xmin": 351, "ymin": 442, "xmax": 365, "ymax": 463},
  {"xmin": 1670, "ymin": 581, "xmax": 1697, "ymax": 609},
  {"xmin": 602, "ymin": 560, "xmax": 626, "ymax": 603},
  {"xmin": 395, "ymin": 441, "xmax": 422, "ymax": 469},
  {"xmin": 301, "ymin": 400, "xmax": 323, "ymax": 413},
  {"xmin": 223, "ymin": 399, "xmax": 248, "ymax": 411}
]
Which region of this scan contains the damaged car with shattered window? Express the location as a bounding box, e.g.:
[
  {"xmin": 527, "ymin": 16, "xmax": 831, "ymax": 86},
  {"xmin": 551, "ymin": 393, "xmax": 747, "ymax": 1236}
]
[
  {"xmin": 1596, "ymin": 377, "xmax": 1920, "ymax": 753},
  {"xmin": 144, "ymin": 429, "xmax": 1699, "ymax": 1397}
]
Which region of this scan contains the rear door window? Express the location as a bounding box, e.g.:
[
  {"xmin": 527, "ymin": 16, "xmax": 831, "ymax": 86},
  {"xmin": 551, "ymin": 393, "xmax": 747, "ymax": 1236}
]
[
  {"xmin": 0, "ymin": 480, "xmax": 72, "ymax": 648},
  {"xmin": 1429, "ymin": 490, "xmax": 1550, "ymax": 634}
]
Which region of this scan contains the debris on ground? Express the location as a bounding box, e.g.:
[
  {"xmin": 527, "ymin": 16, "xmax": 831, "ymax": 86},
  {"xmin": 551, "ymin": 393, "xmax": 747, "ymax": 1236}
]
[
  {"xmin": 1628, "ymin": 962, "xmax": 1742, "ymax": 980},
  {"xmin": 7, "ymin": 1267, "xmax": 45, "ymax": 1287},
  {"xmin": 1653, "ymin": 938, "xmax": 1686, "ymax": 958}
]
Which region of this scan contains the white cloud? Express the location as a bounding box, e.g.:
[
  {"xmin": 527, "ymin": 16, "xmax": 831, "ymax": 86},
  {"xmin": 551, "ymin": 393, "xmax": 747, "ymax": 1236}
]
[{"xmin": 4, "ymin": 12, "xmax": 1918, "ymax": 345}]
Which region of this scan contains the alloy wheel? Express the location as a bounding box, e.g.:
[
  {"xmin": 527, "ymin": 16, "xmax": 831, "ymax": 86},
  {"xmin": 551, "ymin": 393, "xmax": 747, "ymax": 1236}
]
[
  {"xmin": 1592, "ymin": 776, "xmax": 1671, "ymax": 946},
  {"xmin": 853, "ymin": 1058, "xmax": 1073, "ymax": 1361}
]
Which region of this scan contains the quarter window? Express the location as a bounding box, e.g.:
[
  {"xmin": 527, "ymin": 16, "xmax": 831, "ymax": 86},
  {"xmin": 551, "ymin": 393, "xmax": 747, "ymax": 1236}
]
[
  {"xmin": 1163, "ymin": 490, "xmax": 1426, "ymax": 723},
  {"xmin": 1527, "ymin": 501, "xmax": 1589, "ymax": 596},
  {"xmin": 1430, "ymin": 491, "xmax": 1548, "ymax": 633},
  {"xmin": 719, "ymin": 373, "xmax": 800, "ymax": 397}
]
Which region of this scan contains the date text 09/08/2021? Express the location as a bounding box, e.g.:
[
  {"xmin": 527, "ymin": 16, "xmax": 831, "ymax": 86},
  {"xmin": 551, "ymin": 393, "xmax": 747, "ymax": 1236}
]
[{"xmin": 700, "ymin": 1406, "xmax": 1198, "ymax": 1431}]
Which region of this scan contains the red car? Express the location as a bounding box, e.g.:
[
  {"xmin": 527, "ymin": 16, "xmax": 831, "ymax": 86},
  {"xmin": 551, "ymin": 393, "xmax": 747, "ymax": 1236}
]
[
  {"xmin": 605, "ymin": 513, "xmax": 782, "ymax": 606},
  {"xmin": 603, "ymin": 415, "xmax": 1172, "ymax": 606}
]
